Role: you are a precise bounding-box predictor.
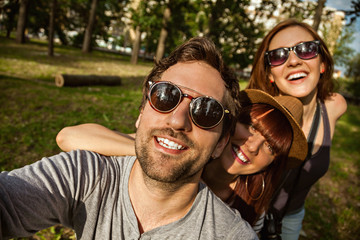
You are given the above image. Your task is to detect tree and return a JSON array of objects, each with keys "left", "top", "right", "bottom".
[
  {"left": 312, "top": 0, "right": 326, "bottom": 31},
  {"left": 1, "top": 0, "right": 19, "bottom": 38},
  {"left": 155, "top": 6, "right": 171, "bottom": 62},
  {"left": 130, "top": 25, "right": 141, "bottom": 64},
  {"left": 342, "top": 0, "right": 360, "bottom": 25},
  {"left": 346, "top": 53, "right": 360, "bottom": 81},
  {"left": 276, "top": 0, "right": 317, "bottom": 22},
  {"left": 206, "top": 0, "right": 275, "bottom": 68},
  {"left": 332, "top": 24, "right": 355, "bottom": 67},
  {"left": 345, "top": 53, "right": 360, "bottom": 97},
  {"left": 48, "top": 0, "right": 57, "bottom": 56},
  {"left": 15, "top": 0, "right": 29, "bottom": 43},
  {"left": 82, "top": 0, "right": 98, "bottom": 53}
]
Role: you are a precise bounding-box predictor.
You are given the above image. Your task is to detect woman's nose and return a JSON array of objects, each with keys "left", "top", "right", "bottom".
[
  {"left": 287, "top": 50, "right": 302, "bottom": 67},
  {"left": 246, "top": 133, "right": 265, "bottom": 154}
]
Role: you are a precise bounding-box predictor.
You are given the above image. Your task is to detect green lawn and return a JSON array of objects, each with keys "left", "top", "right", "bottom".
[{"left": 1, "top": 37, "right": 359, "bottom": 239}]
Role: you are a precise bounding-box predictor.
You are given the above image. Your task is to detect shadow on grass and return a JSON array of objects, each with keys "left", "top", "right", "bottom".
[
  {"left": 300, "top": 184, "right": 340, "bottom": 240},
  {"left": 0, "top": 36, "right": 152, "bottom": 71}
]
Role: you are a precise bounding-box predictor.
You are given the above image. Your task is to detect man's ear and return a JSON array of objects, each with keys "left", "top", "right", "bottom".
[
  {"left": 135, "top": 110, "right": 143, "bottom": 129},
  {"left": 212, "top": 133, "right": 230, "bottom": 159}
]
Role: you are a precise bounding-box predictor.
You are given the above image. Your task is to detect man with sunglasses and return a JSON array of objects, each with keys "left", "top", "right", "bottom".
[{"left": 0, "top": 37, "right": 257, "bottom": 239}]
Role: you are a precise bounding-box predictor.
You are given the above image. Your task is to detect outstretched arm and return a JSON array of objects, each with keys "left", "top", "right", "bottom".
[{"left": 56, "top": 123, "right": 136, "bottom": 156}]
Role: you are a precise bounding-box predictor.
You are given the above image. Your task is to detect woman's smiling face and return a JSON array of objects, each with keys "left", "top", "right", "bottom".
[
  {"left": 219, "top": 122, "right": 276, "bottom": 176},
  {"left": 268, "top": 26, "right": 325, "bottom": 98}
]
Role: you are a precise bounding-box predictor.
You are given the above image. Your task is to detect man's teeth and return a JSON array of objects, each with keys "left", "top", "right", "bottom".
[
  {"left": 233, "top": 146, "right": 249, "bottom": 163},
  {"left": 157, "top": 137, "right": 185, "bottom": 150},
  {"left": 287, "top": 72, "right": 307, "bottom": 80}
]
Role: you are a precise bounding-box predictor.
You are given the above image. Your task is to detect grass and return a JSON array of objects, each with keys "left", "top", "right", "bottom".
[
  {"left": 1, "top": 36, "right": 359, "bottom": 239},
  {"left": 300, "top": 104, "right": 360, "bottom": 240}
]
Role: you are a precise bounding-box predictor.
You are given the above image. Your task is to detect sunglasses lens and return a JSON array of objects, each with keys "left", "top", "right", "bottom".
[
  {"left": 268, "top": 49, "right": 288, "bottom": 66},
  {"left": 190, "top": 97, "right": 224, "bottom": 128},
  {"left": 295, "top": 41, "right": 319, "bottom": 59},
  {"left": 149, "top": 82, "right": 181, "bottom": 112}
]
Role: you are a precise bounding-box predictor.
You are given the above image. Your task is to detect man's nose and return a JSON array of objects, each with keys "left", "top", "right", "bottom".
[{"left": 167, "top": 99, "right": 193, "bottom": 132}]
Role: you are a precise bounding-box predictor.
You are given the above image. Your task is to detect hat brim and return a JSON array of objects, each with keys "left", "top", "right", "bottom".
[{"left": 239, "top": 89, "right": 308, "bottom": 169}]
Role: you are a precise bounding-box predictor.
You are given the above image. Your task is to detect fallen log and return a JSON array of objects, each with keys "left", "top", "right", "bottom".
[{"left": 55, "top": 74, "right": 122, "bottom": 87}]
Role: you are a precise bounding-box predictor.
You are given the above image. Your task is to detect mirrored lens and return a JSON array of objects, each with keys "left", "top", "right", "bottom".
[
  {"left": 149, "top": 82, "right": 181, "bottom": 112},
  {"left": 295, "top": 42, "right": 318, "bottom": 59},
  {"left": 190, "top": 97, "right": 224, "bottom": 128},
  {"left": 268, "top": 48, "right": 288, "bottom": 66}
]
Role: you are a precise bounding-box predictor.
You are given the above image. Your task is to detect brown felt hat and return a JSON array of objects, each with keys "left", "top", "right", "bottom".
[{"left": 239, "top": 89, "right": 308, "bottom": 169}]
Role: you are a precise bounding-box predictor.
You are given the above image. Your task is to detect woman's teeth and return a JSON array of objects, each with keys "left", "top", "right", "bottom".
[
  {"left": 233, "top": 146, "right": 250, "bottom": 163},
  {"left": 157, "top": 137, "right": 185, "bottom": 150},
  {"left": 287, "top": 72, "right": 307, "bottom": 80}
]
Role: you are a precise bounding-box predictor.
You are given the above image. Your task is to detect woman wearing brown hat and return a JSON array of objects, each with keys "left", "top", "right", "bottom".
[{"left": 56, "top": 89, "right": 308, "bottom": 233}]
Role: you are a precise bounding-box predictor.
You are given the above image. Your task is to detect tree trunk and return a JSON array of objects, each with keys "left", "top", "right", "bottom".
[
  {"left": 55, "top": 74, "right": 122, "bottom": 87},
  {"left": 130, "top": 26, "right": 141, "bottom": 65},
  {"left": 48, "top": 0, "right": 57, "bottom": 56},
  {"left": 15, "top": 0, "right": 29, "bottom": 44},
  {"left": 6, "top": 5, "right": 17, "bottom": 38},
  {"left": 82, "top": 0, "right": 98, "bottom": 53},
  {"left": 155, "top": 7, "right": 171, "bottom": 62},
  {"left": 312, "top": 0, "right": 326, "bottom": 31}
]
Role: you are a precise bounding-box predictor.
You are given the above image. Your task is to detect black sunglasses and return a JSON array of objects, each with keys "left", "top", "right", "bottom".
[
  {"left": 266, "top": 40, "right": 320, "bottom": 66},
  {"left": 147, "top": 81, "right": 229, "bottom": 129}
]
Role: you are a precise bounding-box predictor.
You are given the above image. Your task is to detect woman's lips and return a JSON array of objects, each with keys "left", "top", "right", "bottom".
[
  {"left": 232, "top": 145, "right": 250, "bottom": 165},
  {"left": 287, "top": 71, "right": 308, "bottom": 80}
]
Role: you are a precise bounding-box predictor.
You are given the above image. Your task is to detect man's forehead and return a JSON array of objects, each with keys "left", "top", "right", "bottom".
[{"left": 160, "top": 61, "right": 226, "bottom": 100}]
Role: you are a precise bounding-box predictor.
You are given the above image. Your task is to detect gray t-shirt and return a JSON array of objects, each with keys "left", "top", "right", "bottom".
[{"left": 0, "top": 150, "right": 257, "bottom": 239}]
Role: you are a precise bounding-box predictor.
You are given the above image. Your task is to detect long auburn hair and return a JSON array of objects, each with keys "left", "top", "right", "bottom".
[
  {"left": 228, "top": 104, "right": 292, "bottom": 226},
  {"left": 247, "top": 19, "right": 334, "bottom": 102}
]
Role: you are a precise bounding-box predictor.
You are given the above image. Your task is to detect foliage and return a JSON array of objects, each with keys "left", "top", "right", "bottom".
[
  {"left": 129, "top": 0, "right": 163, "bottom": 54},
  {"left": 345, "top": 53, "right": 360, "bottom": 97},
  {"left": 129, "top": 0, "right": 197, "bottom": 57},
  {"left": 206, "top": 0, "right": 268, "bottom": 69},
  {"left": 0, "top": 0, "right": 130, "bottom": 47},
  {"left": 346, "top": 53, "right": 360, "bottom": 80},
  {"left": 279, "top": 0, "right": 317, "bottom": 21},
  {"left": 0, "top": 0, "right": 19, "bottom": 37},
  {"left": 342, "top": 0, "right": 360, "bottom": 25},
  {"left": 332, "top": 24, "right": 356, "bottom": 67},
  {"left": 1, "top": 0, "right": 358, "bottom": 69}
]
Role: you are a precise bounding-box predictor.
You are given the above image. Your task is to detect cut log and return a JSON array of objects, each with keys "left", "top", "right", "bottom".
[{"left": 55, "top": 74, "right": 122, "bottom": 87}]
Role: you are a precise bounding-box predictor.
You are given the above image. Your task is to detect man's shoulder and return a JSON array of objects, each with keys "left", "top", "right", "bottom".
[
  {"left": 48, "top": 150, "right": 136, "bottom": 177},
  {"left": 56, "top": 150, "right": 136, "bottom": 165},
  {"left": 196, "top": 184, "right": 258, "bottom": 239}
]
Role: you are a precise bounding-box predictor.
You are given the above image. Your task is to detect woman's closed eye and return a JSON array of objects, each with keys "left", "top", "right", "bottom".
[
  {"left": 249, "top": 124, "right": 274, "bottom": 155},
  {"left": 248, "top": 124, "right": 256, "bottom": 134},
  {"left": 264, "top": 141, "right": 274, "bottom": 155}
]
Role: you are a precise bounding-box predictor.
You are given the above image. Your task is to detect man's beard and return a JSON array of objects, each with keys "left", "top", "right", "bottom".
[{"left": 135, "top": 128, "right": 208, "bottom": 184}]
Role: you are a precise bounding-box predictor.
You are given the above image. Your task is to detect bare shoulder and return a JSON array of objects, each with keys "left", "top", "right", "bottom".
[{"left": 325, "top": 93, "right": 347, "bottom": 121}]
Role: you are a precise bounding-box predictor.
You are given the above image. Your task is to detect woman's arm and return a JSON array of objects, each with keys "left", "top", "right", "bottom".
[
  {"left": 56, "top": 123, "right": 136, "bottom": 156},
  {"left": 326, "top": 93, "right": 347, "bottom": 138}
]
